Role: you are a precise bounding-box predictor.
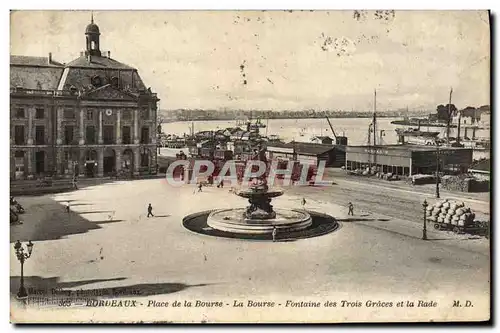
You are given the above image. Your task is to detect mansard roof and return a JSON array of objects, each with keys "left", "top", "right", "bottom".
[
  {"left": 10, "top": 55, "right": 64, "bottom": 90},
  {"left": 65, "top": 55, "right": 135, "bottom": 70}
]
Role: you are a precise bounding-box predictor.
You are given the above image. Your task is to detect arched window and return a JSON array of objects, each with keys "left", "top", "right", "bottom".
[
  {"left": 91, "top": 75, "right": 102, "bottom": 87},
  {"left": 91, "top": 41, "right": 96, "bottom": 50},
  {"left": 111, "top": 77, "right": 119, "bottom": 88}
]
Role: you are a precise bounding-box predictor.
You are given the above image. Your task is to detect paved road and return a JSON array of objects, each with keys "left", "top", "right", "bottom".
[
  {"left": 10, "top": 179, "right": 490, "bottom": 323},
  {"left": 295, "top": 169, "right": 490, "bottom": 222},
  {"left": 286, "top": 171, "right": 490, "bottom": 256}
]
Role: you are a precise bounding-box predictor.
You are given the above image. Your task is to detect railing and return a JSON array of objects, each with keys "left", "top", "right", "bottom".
[
  {"left": 10, "top": 88, "right": 75, "bottom": 96},
  {"left": 11, "top": 87, "right": 158, "bottom": 98},
  {"left": 10, "top": 88, "right": 54, "bottom": 96}
]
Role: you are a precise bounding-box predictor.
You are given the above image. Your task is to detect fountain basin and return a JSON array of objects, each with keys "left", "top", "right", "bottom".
[
  {"left": 207, "top": 208, "right": 312, "bottom": 234},
  {"left": 237, "top": 189, "right": 284, "bottom": 199}
]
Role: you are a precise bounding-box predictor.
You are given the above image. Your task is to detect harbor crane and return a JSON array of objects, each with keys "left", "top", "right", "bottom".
[{"left": 324, "top": 112, "right": 338, "bottom": 141}]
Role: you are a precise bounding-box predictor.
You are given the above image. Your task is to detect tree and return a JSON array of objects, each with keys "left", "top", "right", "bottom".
[
  {"left": 436, "top": 104, "right": 457, "bottom": 122},
  {"left": 461, "top": 106, "right": 477, "bottom": 118}
]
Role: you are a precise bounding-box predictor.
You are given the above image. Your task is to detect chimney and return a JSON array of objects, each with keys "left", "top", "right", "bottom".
[
  {"left": 80, "top": 51, "right": 84, "bottom": 57},
  {"left": 107, "top": 51, "right": 111, "bottom": 58},
  {"left": 48, "top": 52, "right": 52, "bottom": 64}
]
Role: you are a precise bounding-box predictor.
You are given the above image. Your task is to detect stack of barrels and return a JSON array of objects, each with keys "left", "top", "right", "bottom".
[{"left": 426, "top": 199, "right": 476, "bottom": 228}]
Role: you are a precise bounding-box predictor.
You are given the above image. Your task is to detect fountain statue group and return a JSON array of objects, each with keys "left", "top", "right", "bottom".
[
  {"left": 242, "top": 145, "right": 277, "bottom": 220},
  {"left": 205, "top": 145, "right": 313, "bottom": 235}
]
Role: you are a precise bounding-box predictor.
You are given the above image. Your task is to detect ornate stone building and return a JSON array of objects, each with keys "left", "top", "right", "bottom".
[{"left": 10, "top": 16, "right": 159, "bottom": 179}]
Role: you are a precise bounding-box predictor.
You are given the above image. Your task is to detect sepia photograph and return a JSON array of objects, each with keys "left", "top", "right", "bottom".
[{"left": 8, "top": 9, "right": 491, "bottom": 323}]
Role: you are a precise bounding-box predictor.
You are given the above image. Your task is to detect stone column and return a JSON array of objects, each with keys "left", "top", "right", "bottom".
[
  {"left": 79, "top": 108, "right": 85, "bottom": 145},
  {"left": 56, "top": 148, "right": 63, "bottom": 175},
  {"left": 79, "top": 149, "right": 86, "bottom": 177},
  {"left": 115, "top": 149, "right": 122, "bottom": 172},
  {"left": 98, "top": 110, "right": 103, "bottom": 144},
  {"left": 26, "top": 149, "right": 33, "bottom": 175},
  {"left": 97, "top": 148, "right": 104, "bottom": 177},
  {"left": 133, "top": 148, "right": 140, "bottom": 175},
  {"left": 56, "top": 107, "right": 63, "bottom": 145},
  {"left": 10, "top": 150, "right": 15, "bottom": 180},
  {"left": 27, "top": 107, "right": 34, "bottom": 145},
  {"left": 116, "top": 109, "right": 122, "bottom": 144},
  {"left": 151, "top": 125, "right": 157, "bottom": 145},
  {"left": 133, "top": 109, "right": 139, "bottom": 144},
  {"left": 151, "top": 150, "right": 157, "bottom": 174}
]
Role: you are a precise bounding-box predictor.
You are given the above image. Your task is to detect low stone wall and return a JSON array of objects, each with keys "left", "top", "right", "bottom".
[{"left": 10, "top": 179, "right": 74, "bottom": 196}]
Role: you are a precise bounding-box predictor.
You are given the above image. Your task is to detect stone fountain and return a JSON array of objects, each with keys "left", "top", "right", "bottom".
[{"left": 206, "top": 147, "right": 312, "bottom": 235}]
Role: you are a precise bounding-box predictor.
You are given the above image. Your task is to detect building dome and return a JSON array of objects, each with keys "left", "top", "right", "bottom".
[{"left": 85, "top": 22, "right": 100, "bottom": 35}]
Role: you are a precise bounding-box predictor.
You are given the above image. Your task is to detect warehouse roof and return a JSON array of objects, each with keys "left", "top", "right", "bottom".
[
  {"left": 267, "top": 142, "right": 336, "bottom": 156},
  {"left": 347, "top": 144, "right": 473, "bottom": 152}
]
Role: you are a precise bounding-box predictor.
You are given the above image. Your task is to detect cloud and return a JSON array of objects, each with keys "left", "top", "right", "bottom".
[{"left": 10, "top": 10, "right": 490, "bottom": 111}]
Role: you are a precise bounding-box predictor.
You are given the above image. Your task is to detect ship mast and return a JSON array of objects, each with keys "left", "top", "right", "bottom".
[
  {"left": 373, "top": 89, "right": 377, "bottom": 167},
  {"left": 446, "top": 87, "right": 453, "bottom": 145},
  {"left": 373, "top": 89, "right": 377, "bottom": 147},
  {"left": 266, "top": 111, "right": 269, "bottom": 137}
]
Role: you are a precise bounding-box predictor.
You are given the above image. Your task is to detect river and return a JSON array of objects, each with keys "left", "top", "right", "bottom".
[{"left": 162, "top": 117, "right": 490, "bottom": 148}]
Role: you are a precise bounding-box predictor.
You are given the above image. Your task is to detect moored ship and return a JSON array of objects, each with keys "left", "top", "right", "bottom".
[
  {"left": 391, "top": 118, "right": 457, "bottom": 128},
  {"left": 395, "top": 128, "right": 440, "bottom": 146}
]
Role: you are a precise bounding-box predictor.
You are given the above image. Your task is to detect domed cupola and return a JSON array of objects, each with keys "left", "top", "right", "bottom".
[{"left": 85, "top": 13, "right": 101, "bottom": 57}]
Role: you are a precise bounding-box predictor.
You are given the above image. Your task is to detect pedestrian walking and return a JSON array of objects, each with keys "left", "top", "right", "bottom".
[
  {"left": 147, "top": 203, "right": 154, "bottom": 217},
  {"left": 198, "top": 183, "right": 203, "bottom": 192},
  {"left": 66, "top": 201, "right": 70, "bottom": 214},
  {"left": 220, "top": 179, "right": 224, "bottom": 188},
  {"left": 272, "top": 226, "right": 277, "bottom": 242},
  {"left": 301, "top": 197, "right": 306, "bottom": 207},
  {"left": 348, "top": 202, "right": 354, "bottom": 216}
]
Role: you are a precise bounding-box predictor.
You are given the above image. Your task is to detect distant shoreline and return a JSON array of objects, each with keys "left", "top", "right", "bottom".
[
  {"left": 158, "top": 109, "right": 426, "bottom": 123},
  {"left": 160, "top": 115, "right": 403, "bottom": 123}
]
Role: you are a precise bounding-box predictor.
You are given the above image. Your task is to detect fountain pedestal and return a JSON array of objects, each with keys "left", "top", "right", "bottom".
[
  {"left": 241, "top": 183, "right": 280, "bottom": 220},
  {"left": 206, "top": 181, "right": 312, "bottom": 235}
]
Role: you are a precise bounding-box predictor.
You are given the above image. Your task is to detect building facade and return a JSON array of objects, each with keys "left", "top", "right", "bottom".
[
  {"left": 479, "top": 111, "right": 490, "bottom": 129},
  {"left": 266, "top": 142, "right": 345, "bottom": 167},
  {"left": 345, "top": 145, "right": 473, "bottom": 176},
  {"left": 10, "top": 17, "right": 159, "bottom": 180}
]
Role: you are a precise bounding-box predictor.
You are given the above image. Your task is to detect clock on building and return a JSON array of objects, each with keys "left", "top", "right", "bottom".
[{"left": 105, "top": 109, "right": 113, "bottom": 116}]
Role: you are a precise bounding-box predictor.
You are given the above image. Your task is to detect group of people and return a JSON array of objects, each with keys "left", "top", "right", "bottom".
[
  {"left": 195, "top": 179, "right": 225, "bottom": 193},
  {"left": 10, "top": 197, "right": 25, "bottom": 224}
]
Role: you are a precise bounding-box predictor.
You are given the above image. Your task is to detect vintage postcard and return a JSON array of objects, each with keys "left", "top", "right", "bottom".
[{"left": 9, "top": 10, "right": 490, "bottom": 323}]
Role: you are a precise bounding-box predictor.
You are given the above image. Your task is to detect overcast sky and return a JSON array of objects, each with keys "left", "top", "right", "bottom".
[{"left": 10, "top": 10, "right": 490, "bottom": 111}]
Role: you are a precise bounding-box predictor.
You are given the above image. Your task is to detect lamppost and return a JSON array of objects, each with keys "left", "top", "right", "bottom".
[
  {"left": 157, "top": 121, "right": 162, "bottom": 156},
  {"left": 435, "top": 145, "right": 440, "bottom": 199},
  {"left": 14, "top": 240, "right": 34, "bottom": 299},
  {"left": 422, "top": 199, "right": 428, "bottom": 240}
]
